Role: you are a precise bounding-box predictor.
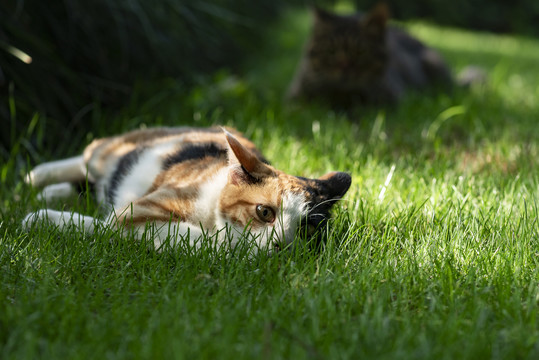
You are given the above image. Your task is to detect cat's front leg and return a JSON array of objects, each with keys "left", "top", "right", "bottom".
[
  {"left": 131, "top": 221, "right": 206, "bottom": 249},
  {"left": 112, "top": 186, "right": 209, "bottom": 248},
  {"left": 22, "top": 209, "right": 97, "bottom": 234}
]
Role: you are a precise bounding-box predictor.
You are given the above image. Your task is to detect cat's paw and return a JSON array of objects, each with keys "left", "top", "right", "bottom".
[
  {"left": 37, "top": 183, "right": 77, "bottom": 202},
  {"left": 24, "top": 171, "right": 35, "bottom": 186},
  {"left": 25, "top": 163, "right": 56, "bottom": 188},
  {"left": 22, "top": 209, "right": 55, "bottom": 230},
  {"left": 24, "top": 164, "right": 49, "bottom": 187},
  {"left": 25, "top": 156, "right": 86, "bottom": 188}
]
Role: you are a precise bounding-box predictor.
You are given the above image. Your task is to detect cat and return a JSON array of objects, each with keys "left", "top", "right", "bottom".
[
  {"left": 22, "top": 126, "right": 351, "bottom": 252},
  {"left": 287, "top": 4, "right": 457, "bottom": 107}
]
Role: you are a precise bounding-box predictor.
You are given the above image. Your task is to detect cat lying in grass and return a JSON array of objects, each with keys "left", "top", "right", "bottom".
[
  {"left": 23, "top": 127, "right": 351, "bottom": 252},
  {"left": 288, "top": 4, "right": 482, "bottom": 107}
]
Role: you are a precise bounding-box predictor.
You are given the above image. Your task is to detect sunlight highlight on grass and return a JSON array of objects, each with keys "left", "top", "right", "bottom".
[{"left": 0, "top": 40, "right": 32, "bottom": 64}]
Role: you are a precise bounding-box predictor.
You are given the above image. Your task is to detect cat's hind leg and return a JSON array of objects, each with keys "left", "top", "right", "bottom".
[
  {"left": 22, "top": 209, "right": 97, "bottom": 234},
  {"left": 26, "top": 156, "right": 87, "bottom": 188},
  {"left": 37, "top": 182, "right": 78, "bottom": 202}
]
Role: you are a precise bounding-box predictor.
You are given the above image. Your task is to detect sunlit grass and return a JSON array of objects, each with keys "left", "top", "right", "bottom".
[{"left": 2, "top": 8, "right": 539, "bottom": 359}]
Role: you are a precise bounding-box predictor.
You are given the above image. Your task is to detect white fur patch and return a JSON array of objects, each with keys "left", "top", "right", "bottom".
[
  {"left": 38, "top": 182, "right": 77, "bottom": 202},
  {"left": 194, "top": 167, "right": 229, "bottom": 229},
  {"left": 112, "top": 141, "right": 177, "bottom": 209},
  {"left": 271, "top": 192, "right": 308, "bottom": 246},
  {"left": 141, "top": 222, "right": 206, "bottom": 249},
  {"left": 22, "top": 209, "right": 97, "bottom": 233}
]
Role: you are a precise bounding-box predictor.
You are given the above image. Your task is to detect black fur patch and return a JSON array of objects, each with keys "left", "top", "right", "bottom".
[
  {"left": 106, "top": 147, "right": 144, "bottom": 204},
  {"left": 296, "top": 172, "right": 351, "bottom": 226},
  {"left": 163, "top": 143, "right": 227, "bottom": 170}
]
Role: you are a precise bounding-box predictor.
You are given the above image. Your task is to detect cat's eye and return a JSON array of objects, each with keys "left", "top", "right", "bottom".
[{"left": 256, "top": 205, "right": 275, "bottom": 223}]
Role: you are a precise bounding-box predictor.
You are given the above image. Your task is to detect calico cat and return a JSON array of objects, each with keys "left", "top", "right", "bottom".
[
  {"left": 287, "top": 4, "right": 455, "bottom": 107},
  {"left": 23, "top": 126, "right": 351, "bottom": 252}
]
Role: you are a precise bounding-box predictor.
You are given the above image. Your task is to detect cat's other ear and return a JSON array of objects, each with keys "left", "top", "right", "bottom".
[
  {"left": 318, "top": 171, "right": 352, "bottom": 200},
  {"left": 311, "top": 6, "right": 334, "bottom": 25},
  {"left": 224, "top": 130, "right": 274, "bottom": 184},
  {"left": 362, "top": 3, "right": 389, "bottom": 38}
]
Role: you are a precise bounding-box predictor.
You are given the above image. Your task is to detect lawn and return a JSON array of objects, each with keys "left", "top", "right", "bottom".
[{"left": 2, "top": 8, "right": 539, "bottom": 359}]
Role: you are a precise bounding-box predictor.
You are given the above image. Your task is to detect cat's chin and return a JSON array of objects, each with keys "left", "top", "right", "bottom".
[{"left": 210, "top": 220, "right": 293, "bottom": 255}]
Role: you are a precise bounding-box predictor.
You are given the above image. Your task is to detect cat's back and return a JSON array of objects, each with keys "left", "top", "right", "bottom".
[
  {"left": 385, "top": 25, "right": 452, "bottom": 91},
  {"left": 84, "top": 127, "right": 222, "bottom": 178},
  {"left": 82, "top": 127, "right": 265, "bottom": 209}
]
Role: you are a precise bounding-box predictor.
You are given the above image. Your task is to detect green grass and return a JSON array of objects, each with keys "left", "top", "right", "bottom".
[{"left": 2, "top": 8, "right": 539, "bottom": 359}]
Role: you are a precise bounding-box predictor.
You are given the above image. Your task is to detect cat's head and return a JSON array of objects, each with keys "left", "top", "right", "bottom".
[
  {"left": 218, "top": 131, "right": 351, "bottom": 251},
  {"left": 306, "top": 4, "right": 389, "bottom": 86}
]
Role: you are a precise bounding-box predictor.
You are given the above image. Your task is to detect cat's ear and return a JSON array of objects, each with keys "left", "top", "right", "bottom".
[
  {"left": 311, "top": 6, "right": 335, "bottom": 27},
  {"left": 224, "top": 130, "right": 274, "bottom": 184},
  {"left": 362, "top": 3, "right": 389, "bottom": 38},
  {"left": 312, "top": 6, "right": 331, "bottom": 21},
  {"left": 318, "top": 171, "right": 352, "bottom": 200}
]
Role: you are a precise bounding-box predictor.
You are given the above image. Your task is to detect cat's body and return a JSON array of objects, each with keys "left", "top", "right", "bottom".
[
  {"left": 23, "top": 127, "right": 351, "bottom": 251},
  {"left": 287, "top": 4, "right": 454, "bottom": 107}
]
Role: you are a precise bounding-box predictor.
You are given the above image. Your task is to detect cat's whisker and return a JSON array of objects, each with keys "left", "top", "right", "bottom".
[{"left": 308, "top": 197, "right": 348, "bottom": 212}]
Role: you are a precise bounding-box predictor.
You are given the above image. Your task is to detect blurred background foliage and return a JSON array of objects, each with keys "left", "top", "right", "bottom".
[
  {"left": 1, "top": 0, "right": 538, "bottom": 154},
  {"left": 0, "top": 0, "right": 299, "bottom": 152},
  {"left": 354, "top": 0, "right": 539, "bottom": 35}
]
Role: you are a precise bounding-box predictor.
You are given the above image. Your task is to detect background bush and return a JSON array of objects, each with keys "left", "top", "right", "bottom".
[
  {"left": 0, "top": 0, "right": 297, "bottom": 153},
  {"left": 354, "top": 0, "right": 539, "bottom": 35}
]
